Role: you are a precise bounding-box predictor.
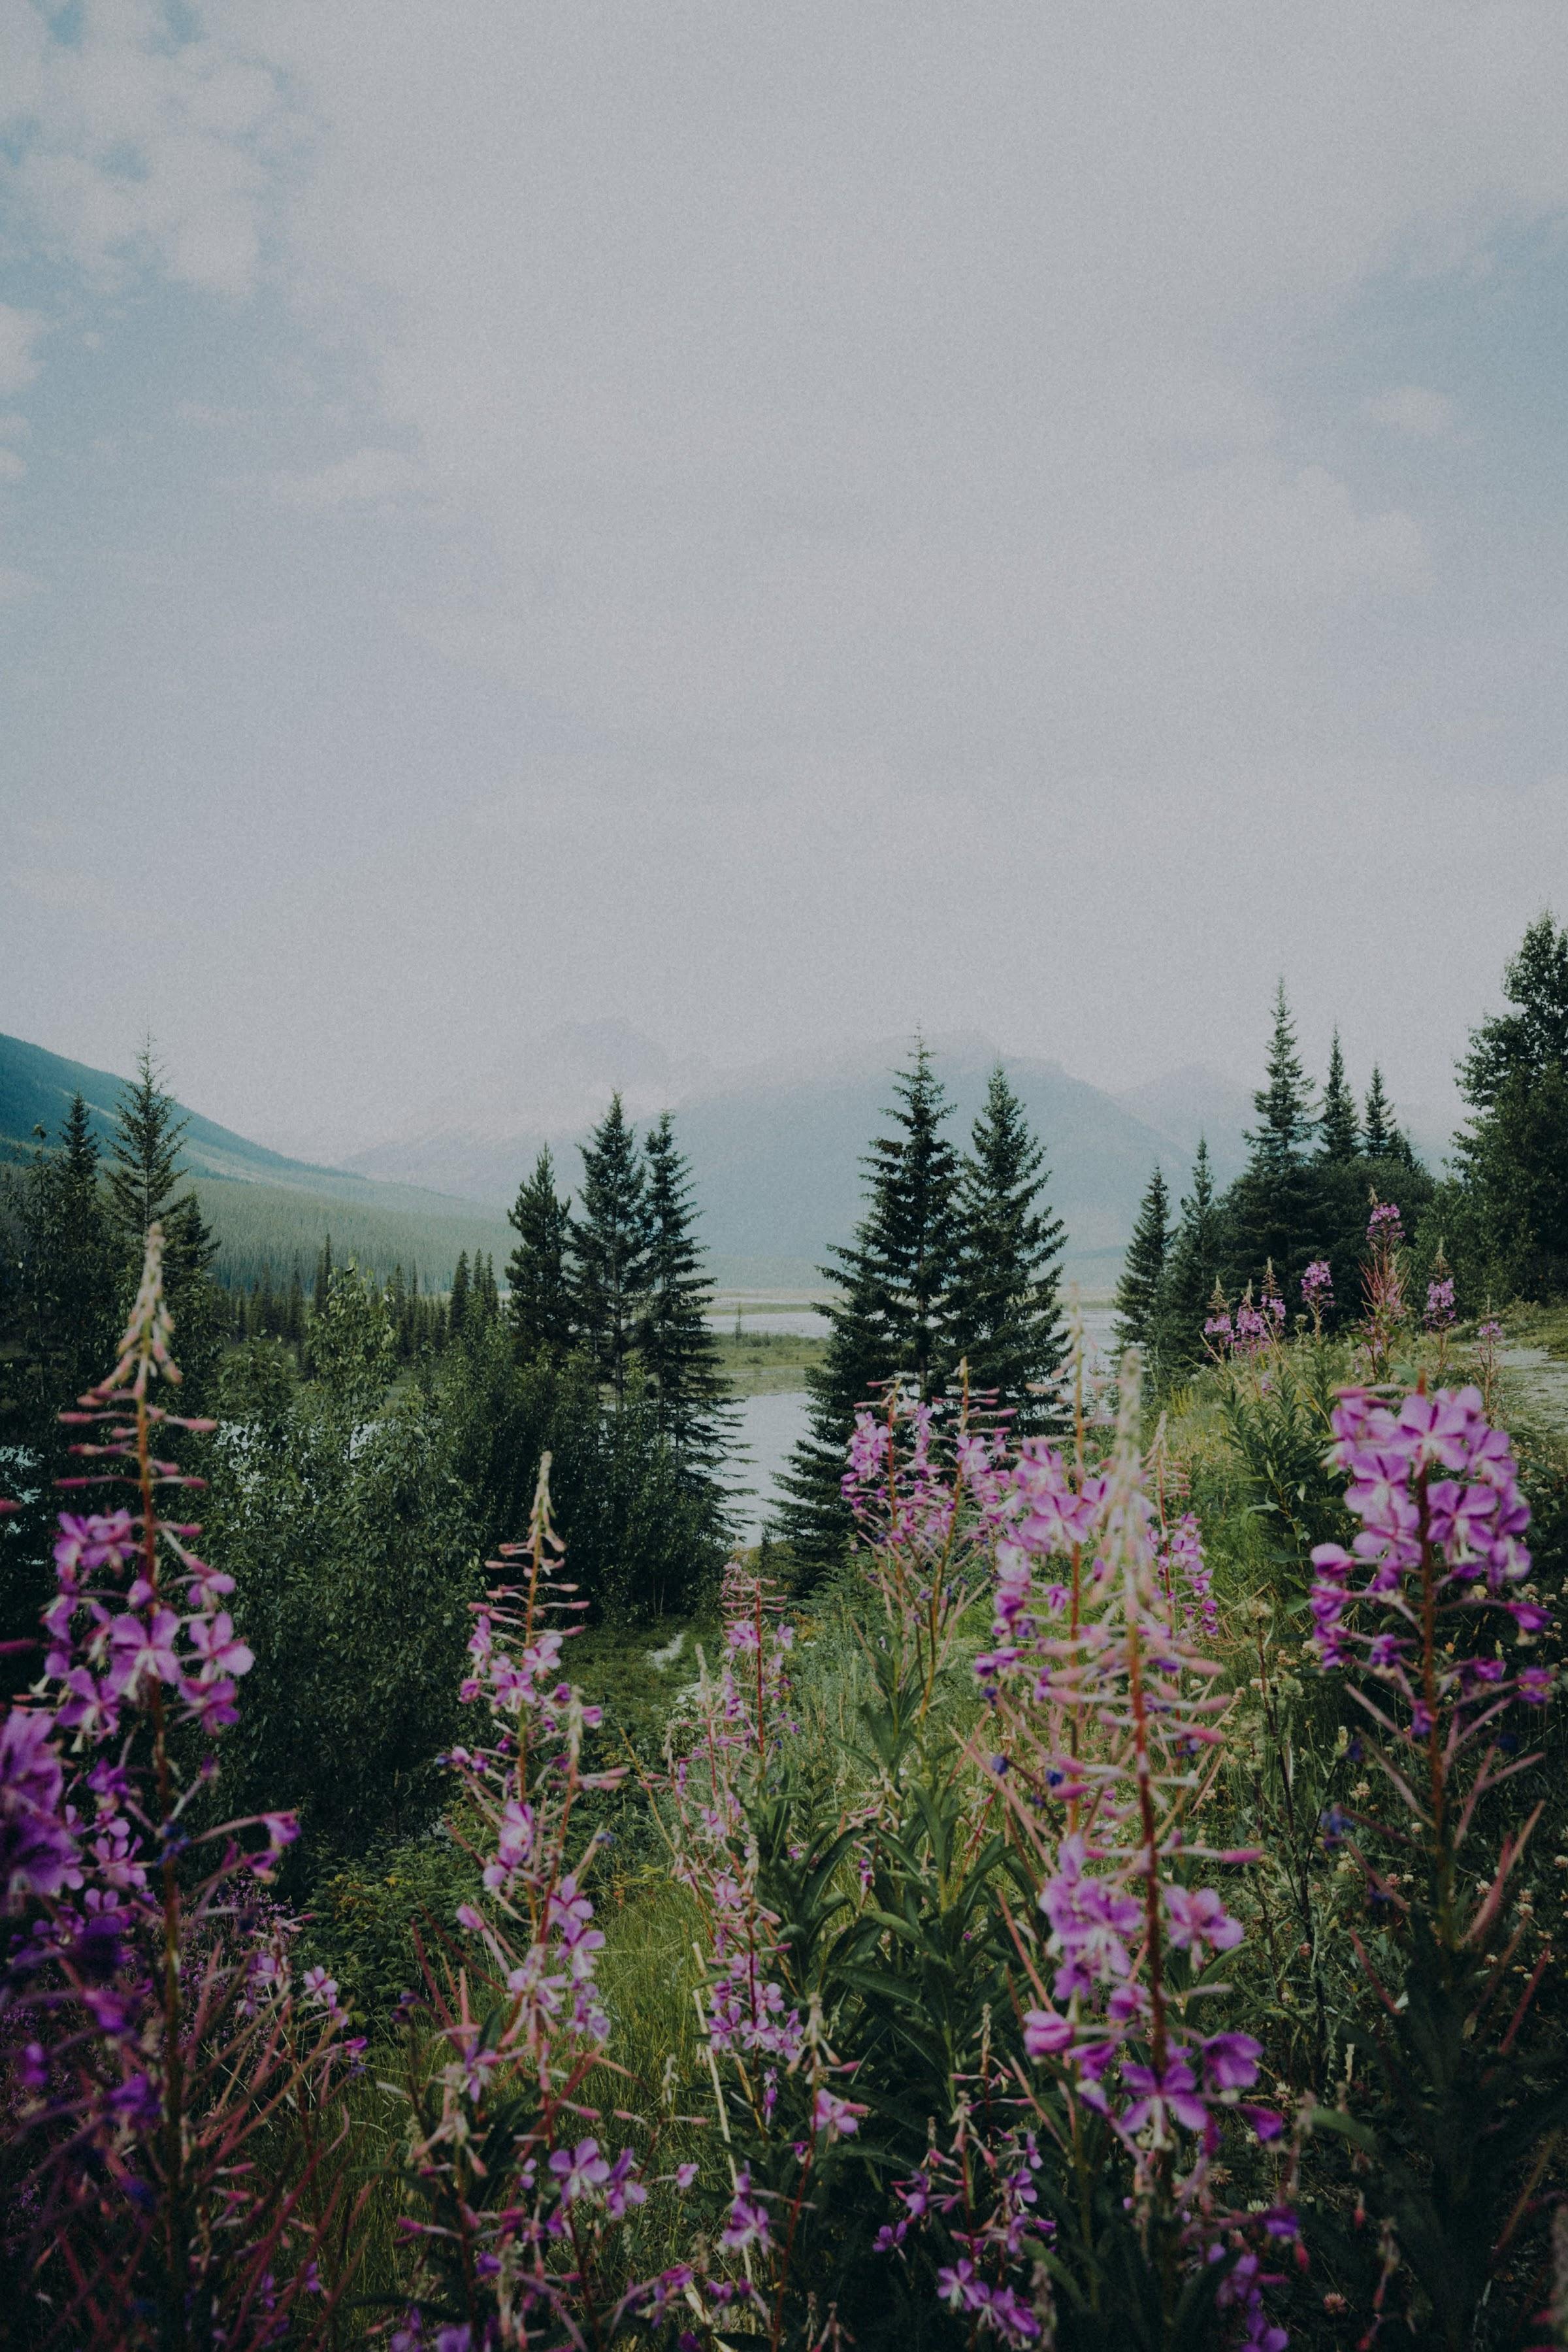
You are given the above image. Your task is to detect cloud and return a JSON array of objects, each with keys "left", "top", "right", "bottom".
[
  {"left": 0, "top": 6, "right": 295, "bottom": 297},
  {"left": 270, "top": 447, "right": 425, "bottom": 510},
  {"left": 0, "top": 306, "right": 46, "bottom": 394},
  {"left": 0, "top": 564, "right": 41, "bottom": 604},
  {"left": 1365, "top": 385, "right": 1457, "bottom": 437},
  {"left": 0, "top": 447, "right": 26, "bottom": 482}
]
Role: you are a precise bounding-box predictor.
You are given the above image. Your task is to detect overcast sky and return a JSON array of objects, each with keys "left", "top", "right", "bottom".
[{"left": 2, "top": 1, "right": 1566, "bottom": 1152}]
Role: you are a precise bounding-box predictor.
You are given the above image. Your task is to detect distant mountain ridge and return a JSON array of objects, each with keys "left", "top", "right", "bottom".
[
  {"left": 4, "top": 1025, "right": 1454, "bottom": 1297},
  {"left": 336, "top": 1026, "right": 1261, "bottom": 1269},
  {"left": 0, "top": 1032, "right": 515, "bottom": 1290}
]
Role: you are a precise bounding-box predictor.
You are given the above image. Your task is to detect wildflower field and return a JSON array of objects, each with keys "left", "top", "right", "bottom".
[{"left": 5, "top": 1193, "right": 1568, "bottom": 2352}]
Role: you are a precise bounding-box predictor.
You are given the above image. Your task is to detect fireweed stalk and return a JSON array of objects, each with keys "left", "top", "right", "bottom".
[
  {"left": 389, "top": 1461, "right": 687, "bottom": 2352},
  {"left": 1307, "top": 1380, "right": 1549, "bottom": 1939},
  {"left": 1, "top": 1224, "right": 366, "bottom": 2351},
  {"left": 659, "top": 1559, "right": 868, "bottom": 2352},
  {"left": 1303, "top": 1377, "right": 1568, "bottom": 2345},
  {"left": 849, "top": 1359, "right": 1294, "bottom": 2349}
]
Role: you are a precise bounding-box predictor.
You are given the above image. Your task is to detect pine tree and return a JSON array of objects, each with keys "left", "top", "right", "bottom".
[
  {"left": 570, "top": 1093, "right": 653, "bottom": 1405},
  {"left": 104, "top": 1051, "right": 219, "bottom": 1392},
  {"left": 1114, "top": 1166, "right": 1171, "bottom": 1359},
  {"left": 449, "top": 1250, "right": 471, "bottom": 1337},
  {"left": 1452, "top": 911, "right": 1568, "bottom": 1296},
  {"left": 1151, "top": 1141, "right": 1222, "bottom": 1376},
  {"left": 506, "top": 1148, "right": 578, "bottom": 1362},
  {"left": 638, "top": 1111, "right": 736, "bottom": 1484},
  {"left": 949, "top": 1066, "right": 1066, "bottom": 1422},
  {"left": 314, "top": 1237, "right": 335, "bottom": 1305},
  {"left": 105, "top": 1047, "right": 186, "bottom": 1249},
  {"left": 1362, "top": 1066, "right": 1395, "bottom": 1158},
  {"left": 1319, "top": 1030, "right": 1359, "bottom": 1164},
  {"left": 1230, "top": 983, "right": 1321, "bottom": 1288},
  {"left": 778, "top": 1044, "right": 962, "bottom": 1573},
  {"left": 472, "top": 1254, "right": 500, "bottom": 1328}
]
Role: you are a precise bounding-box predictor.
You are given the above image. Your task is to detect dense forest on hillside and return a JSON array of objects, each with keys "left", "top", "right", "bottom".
[{"left": 3, "top": 915, "right": 1568, "bottom": 2348}]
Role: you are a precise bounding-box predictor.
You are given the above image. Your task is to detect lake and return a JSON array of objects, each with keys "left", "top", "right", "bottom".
[{"left": 721, "top": 1303, "right": 1120, "bottom": 1541}]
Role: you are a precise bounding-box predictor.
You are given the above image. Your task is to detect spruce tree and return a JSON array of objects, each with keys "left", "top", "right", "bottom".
[
  {"left": 1114, "top": 1166, "right": 1171, "bottom": 1359},
  {"left": 950, "top": 1065, "right": 1066, "bottom": 1422},
  {"left": 1319, "top": 1030, "right": 1359, "bottom": 1164},
  {"left": 105, "top": 1047, "right": 186, "bottom": 1249},
  {"left": 449, "top": 1251, "right": 471, "bottom": 1338},
  {"left": 1452, "top": 911, "right": 1568, "bottom": 1296},
  {"left": 1152, "top": 1139, "right": 1222, "bottom": 1375},
  {"left": 638, "top": 1111, "right": 736, "bottom": 1484},
  {"left": 570, "top": 1093, "right": 653, "bottom": 1404},
  {"left": 1362, "top": 1066, "right": 1395, "bottom": 1159},
  {"left": 472, "top": 1253, "right": 500, "bottom": 1327},
  {"left": 778, "top": 1044, "right": 962, "bottom": 1573},
  {"left": 1230, "top": 983, "right": 1321, "bottom": 1288},
  {"left": 506, "top": 1147, "right": 577, "bottom": 1362},
  {"left": 105, "top": 1051, "right": 220, "bottom": 1391}
]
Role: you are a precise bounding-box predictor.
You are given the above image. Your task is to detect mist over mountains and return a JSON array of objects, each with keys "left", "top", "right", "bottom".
[
  {"left": 3, "top": 1022, "right": 1458, "bottom": 1294},
  {"left": 334, "top": 1022, "right": 1271, "bottom": 1283}
]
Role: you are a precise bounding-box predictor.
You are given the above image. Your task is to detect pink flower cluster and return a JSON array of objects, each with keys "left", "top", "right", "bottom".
[
  {"left": 1309, "top": 1386, "right": 1549, "bottom": 1727},
  {"left": 1205, "top": 1290, "right": 1286, "bottom": 1362},
  {"left": 44, "top": 1507, "right": 253, "bottom": 1746}
]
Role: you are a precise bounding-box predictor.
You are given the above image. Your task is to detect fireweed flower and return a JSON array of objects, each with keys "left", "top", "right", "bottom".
[
  {"left": 1309, "top": 1382, "right": 1551, "bottom": 1878},
  {"left": 943, "top": 1359, "right": 1291, "bottom": 2322},
  {"left": 3, "top": 1225, "right": 357, "bottom": 2347}
]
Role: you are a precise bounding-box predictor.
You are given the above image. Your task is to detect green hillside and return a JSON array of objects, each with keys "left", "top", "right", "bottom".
[{"left": 2, "top": 1032, "right": 512, "bottom": 1292}]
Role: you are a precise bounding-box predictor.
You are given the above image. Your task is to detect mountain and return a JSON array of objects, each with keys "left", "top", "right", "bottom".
[
  {"left": 337, "top": 1028, "right": 1191, "bottom": 1280},
  {"left": 1110, "top": 1065, "right": 1254, "bottom": 1188},
  {"left": 0, "top": 1033, "right": 514, "bottom": 1289},
  {"left": 338, "top": 1019, "right": 712, "bottom": 1195}
]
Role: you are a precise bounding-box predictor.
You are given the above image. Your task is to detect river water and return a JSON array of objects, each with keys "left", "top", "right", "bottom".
[{"left": 716, "top": 1303, "right": 1120, "bottom": 1541}]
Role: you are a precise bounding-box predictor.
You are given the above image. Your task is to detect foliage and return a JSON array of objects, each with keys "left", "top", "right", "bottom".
[
  {"left": 506, "top": 1146, "right": 576, "bottom": 1364},
  {"left": 571, "top": 1092, "right": 653, "bottom": 1404},
  {"left": 1, "top": 1228, "right": 367, "bottom": 2348},
  {"left": 1115, "top": 1164, "right": 1171, "bottom": 1362},
  {"left": 638, "top": 1111, "right": 736, "bottom": 1486},
  {"left": 781, "top": 1044, "right": 1066, "bottom": 1575},
  {"left": 951, "top": 1064, "right": 1068, "bottom": 1427},
  {"left": 1451, "top": 911, "right": 1568, "bottom": 1300},
  {"left": 206, "top": 1277, "right": 479, "bottom": 1867}
]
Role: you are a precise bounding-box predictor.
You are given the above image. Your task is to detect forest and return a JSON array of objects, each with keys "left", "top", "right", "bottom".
[{"left": 2, "top": 909, "right": 1568, "bottom": 2349}]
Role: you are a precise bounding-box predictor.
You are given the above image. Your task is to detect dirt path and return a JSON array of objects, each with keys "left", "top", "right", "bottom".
[{"left": 1499, "top": 1343, "right": 1568, "bottom": 1433}]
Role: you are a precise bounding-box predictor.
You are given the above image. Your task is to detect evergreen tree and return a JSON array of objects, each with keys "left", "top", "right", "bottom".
[
  {"left": 105, "top": 1050, "right": 220, "bottom": 1392},
  {"left": 1152, "top": 1139, "right": 1222, "bottom": 1375},
  {"left": 472, "top": 1253, "right": 500, "bottom": 1327},
  {"left": 949, "top": 1066, "right": 1066, "bottom": 1422},
  {"left": 0, "top": 1098, "right": 120, "bottom": 1684},
  {"left": 449, "top": 1250, "right": 471, "bottom": 1337},
  {"left": 638, "top": 1111, "right": 736, "bottom": 1484},
  {"left": 1319, "top": 1030, "right": 1359, "bottom": 1164},
  {"left": 105, "top": 1047, "right": 186, "bottom": 1249},
  {"left": 778, "top": 1045, "right": 962, "bottom": 1573},
  {"left": 1451, "top": 911, "right": 1568, "bottom": 1297},
  {"left": 1114, "top": 1166, "right": 1171, "bottom": 1360},
  {"left": 506, "top": 1148, "right": 578, "bottom": 1362},
  {"left": 1228, "top": 983, "right": 1321, "bottom": 1288},
  {"left": 1362, "top": 1066, "right": 1395, "bottom": 1158},
  {"left": 314, "top": 1237, "right": 335, "bottom": 1305},
  {"left": 570, "top": 1093, "right": 653, "bottom": 1404}
]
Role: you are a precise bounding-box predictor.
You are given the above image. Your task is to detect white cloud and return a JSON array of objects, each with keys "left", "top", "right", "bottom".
[
  {"left": 0, "top": 306, "right": 46, "bottom": 394},
  {"left": 4, "top": 1, "right": 1568, "bottom": 1126},
  {"left": 0, "top": 4, "right": 295, "bottom": 297},
  {"left": 1365, "top": 385, "right": 1457, "bottom": 437},
  {"left": 0, "top": 564, "right": 41, "bottom": 604},
  {"left": 270, "top": 447, "right": 425, "bottom": 510},
  {"left": 0, "top": 447, "right": 27, "bottom": 482}
]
